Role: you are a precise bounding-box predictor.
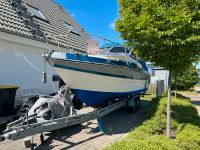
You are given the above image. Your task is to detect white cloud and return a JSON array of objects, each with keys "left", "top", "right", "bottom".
[{"left": 109, "top": 22, "right": 115, "bottom": 29}]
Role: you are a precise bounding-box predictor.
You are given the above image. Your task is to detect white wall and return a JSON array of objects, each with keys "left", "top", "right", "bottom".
[
  {"left": 151, "top": 70, "right": 169, "bottom": 91},
  {"left": 0, "top": 32, "right": 69, "bottom": 105}
]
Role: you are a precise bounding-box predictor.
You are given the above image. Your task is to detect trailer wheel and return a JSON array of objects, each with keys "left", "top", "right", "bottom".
[
  {"left": 72, "top": 96, "right": 83, "bottom": 110},
  {"left": 135, "top": 96, "right": 140, "bottom": 110},
  {"left": 128, "top": 104, "right": 135, "bottom": 113},
  {"left": 127, "top": 96, "right": 136, "bottom": 113}
]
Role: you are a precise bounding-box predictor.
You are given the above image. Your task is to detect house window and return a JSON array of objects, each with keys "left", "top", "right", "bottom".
[
  {"left": 64, "top": 22, "right": 79, "bottom": 35},
  {"left": 26, "top": 4, "right": 46, "bottom": 20}
]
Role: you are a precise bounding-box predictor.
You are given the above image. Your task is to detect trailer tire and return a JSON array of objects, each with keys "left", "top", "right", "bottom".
[
  {"left": 126, "top": 96, "right": 136, "bottom": 113},
  {"left": 135, "top": 97, "right": 140, "bottom": 110},
  {"left": 128, "top": 104, "right": 135, "bottom": 113}
]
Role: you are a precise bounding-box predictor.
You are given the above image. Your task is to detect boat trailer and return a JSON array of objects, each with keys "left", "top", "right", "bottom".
[{"left": 0, "top": 86, "right": 141, "bottom": 148}]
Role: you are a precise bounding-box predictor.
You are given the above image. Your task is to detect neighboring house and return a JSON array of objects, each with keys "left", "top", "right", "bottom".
[
  {"left": 147, "top": 65, "right": 169, "bottom": 91},
  {"left": 86, "top": 39, "right": 103, "bottom": 54},
  {"left": 0, "top": 0, "right": 89, "bottom": 101}
]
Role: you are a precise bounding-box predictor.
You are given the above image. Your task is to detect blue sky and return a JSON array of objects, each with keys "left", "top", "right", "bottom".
[
  {"left": 54, "top": 0, "right": 122, "bottom": 43},
  {"left": 54, "top": 0, "right": 199, "bottom": 68}
]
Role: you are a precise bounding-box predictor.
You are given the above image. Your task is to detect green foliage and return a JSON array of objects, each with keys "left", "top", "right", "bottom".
[
  {"left": 116, "top": 0, "right": 200, "bottom": 73},
  {"left": 172, "top": 66, "right": 200, "bottom": 90},
  {"left": 105, "top": 96, "right": 200, "bottom": 150}
]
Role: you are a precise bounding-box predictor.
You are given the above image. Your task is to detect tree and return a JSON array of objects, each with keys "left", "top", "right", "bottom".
[
  {"left": 115, "top": 0, "right": 200, "bottom": 137},
  {"left": 172, "top": 65, "right": 200, "bottom": 90}
]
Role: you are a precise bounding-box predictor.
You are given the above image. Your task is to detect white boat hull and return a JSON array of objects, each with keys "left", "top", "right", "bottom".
[
  {"left": 45, "top": 52, "right": 150, "bottom": 105},
  {"left": 54, "top": 67, "right": 148, "bottom": 105}
]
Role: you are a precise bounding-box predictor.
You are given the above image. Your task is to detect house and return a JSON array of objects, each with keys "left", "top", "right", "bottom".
[
  {"left": 147, "top": 65, "right": 169, "bottom": 91},
  {"left": 0, "top": 0, "right": 89, "bottom": 103}
]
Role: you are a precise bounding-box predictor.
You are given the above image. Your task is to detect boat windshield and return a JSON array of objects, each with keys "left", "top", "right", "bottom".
[
  {"left": 85, "top": 36, "right": 131, "bottom": 55},
  {"left": 108, "top": 46, "right": 131, "bottom": 54}
]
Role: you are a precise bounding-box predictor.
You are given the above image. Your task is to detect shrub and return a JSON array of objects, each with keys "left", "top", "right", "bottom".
[
  {"left": 105, "top": 96, "right": 200, "bottom": 150},
  {"left": 172, "top": 66, "right": 200, "bottom": 90}
]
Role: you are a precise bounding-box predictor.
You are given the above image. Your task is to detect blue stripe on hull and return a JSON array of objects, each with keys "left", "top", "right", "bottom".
[
  {"left": 54, "top": 64, "right": 133, "bottom": 79},
  {"left": 71, "top": 89, "right": 146, "bottom": 105}
]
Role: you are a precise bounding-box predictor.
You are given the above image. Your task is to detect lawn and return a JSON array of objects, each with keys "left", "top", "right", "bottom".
[
  {"left": 105, "top": 95, "right": 200, "bottom": 150},
  {"left": 195, "top": 84, "right": 200, "bottom": 87},
  {"left": 176, "top": 90, "right": 199, "bottom": 96}
]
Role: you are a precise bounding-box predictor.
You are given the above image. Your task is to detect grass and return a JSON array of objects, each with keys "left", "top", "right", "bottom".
[
  {"left": 146, "top": 83, "right": 156, "bottom": 95},
  {"left": 142, "top": 93, "right": 156, "bottom": 101},
  {"left": 195, "top": 84, "right": 200, "bottom": 87},
  {"left": 105, "top": 95, "right": 200, "bottom": 150}
]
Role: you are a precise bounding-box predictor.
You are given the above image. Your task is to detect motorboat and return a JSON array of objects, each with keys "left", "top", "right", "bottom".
[{"left": 43, "top": 45, "right": 150, "bottom": 106}]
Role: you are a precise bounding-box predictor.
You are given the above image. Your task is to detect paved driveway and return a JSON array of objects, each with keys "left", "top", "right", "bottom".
[
  {"left": 181, "top": 89, "right": 200, "bottom": 116},
  {"left": 0, "top": 101, "right": 148, "bottom": 150},
  {"left": 187, "top": 95, "right": 200, "bottom": 116}
]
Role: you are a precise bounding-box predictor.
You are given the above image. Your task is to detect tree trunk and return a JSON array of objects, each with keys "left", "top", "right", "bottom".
[
  {"left": 175, "top": 78, "right": 177, "bottom": 98},
  {"left": 166, "top": 72, "right": 171, "bottom": 138}
]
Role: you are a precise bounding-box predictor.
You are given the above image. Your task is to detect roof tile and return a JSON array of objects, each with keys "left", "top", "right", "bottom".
[{"left": 0, "top": 0, "right": 89, "bottom": 52}]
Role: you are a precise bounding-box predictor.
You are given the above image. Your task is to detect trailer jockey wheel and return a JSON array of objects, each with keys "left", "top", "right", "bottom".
[
  {"left": 40, "top": 133, "right": 44, "bottom": 144},
  {"left": 72, "top": 96, "right": 83, "bottom": 110},
  {"left": 31, "top": 145, "right": 35, "bottom": 150},
  {"left": 30, "top": 135, "right": 35, "bottom": 150}
]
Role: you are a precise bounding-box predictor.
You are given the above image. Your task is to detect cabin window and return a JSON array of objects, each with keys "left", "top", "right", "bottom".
[
  {"left": 26, "top": 4, "right": 47, "bottom": 20},
  {"left": 64, "top": 22, "right": 79, "bottom": 35}
]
